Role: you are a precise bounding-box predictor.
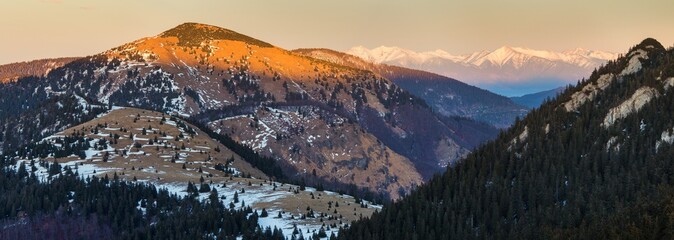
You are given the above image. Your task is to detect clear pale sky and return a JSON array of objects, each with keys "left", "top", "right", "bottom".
[{"left": 1, "top": 0, "right": 673, "bottom": 64}]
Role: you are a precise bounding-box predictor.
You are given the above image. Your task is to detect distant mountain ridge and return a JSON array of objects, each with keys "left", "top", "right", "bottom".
[
  {"left": 510, "top": 86, "right": 566, "bottom": 108},
  {"left": 293, "top": 48, "right": 528, "bottom": 128},
  {"left": 347, "top": 46, "right": 620, "bottom": 96},
  {"left": 0, "top": 57, "right": 79, "bottom": 83}
]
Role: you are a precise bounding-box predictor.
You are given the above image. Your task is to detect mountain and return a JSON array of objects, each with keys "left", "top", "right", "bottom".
[
  {"left": 347, "top": 46, "right": 620, "bottom": 96},
  {"left": 339, "top": 38, "right": 674, "bottom": 239},
  {"left": 510, "top": 86, "right": 566, "bottom": 108},
  {"left": 0, "top": 57, "right": 79, "bottom": 83},
  {"left": 293, "top": 48, "right": 527, "bottom": 128},
  {"left": 0, "top": 22, "right": 496, "bottom": 199},
  {"left": 1, "top": 107, "right": 379, "bottom": 239}
]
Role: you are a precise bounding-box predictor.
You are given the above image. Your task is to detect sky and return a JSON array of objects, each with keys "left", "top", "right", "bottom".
[{"left": 1, "top": 0, "right": 673, "bottom": 65}]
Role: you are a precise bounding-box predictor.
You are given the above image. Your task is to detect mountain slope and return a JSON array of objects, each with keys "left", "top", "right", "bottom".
[
  {"left": 510, "top": 86, "right": 566, "bottom": 108},
  {"left": 340, "top": 39, "right": 674, "bottom": 239},
  {"left": 2, "top": 107, "right": 382, "bottom": 239},
  {"left": 0, "top": 22, "right": 484, "bottom": 198},
  {"left": 293, "top": 48, "right": 525, "bottom": 128},
  {"left": 30, "top": 107, "right": 269, "bottom": 180},
  {"left": 347, "top": 46, "right": 619, "bottom": 96},
  {"left": 0, "top": 57, "right": 79, "bottom": 83}
]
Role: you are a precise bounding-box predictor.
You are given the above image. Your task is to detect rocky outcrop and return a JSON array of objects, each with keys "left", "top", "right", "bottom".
[
  {"left": 619, "top": 49, "right": 648, "bottom": 76},
  {"left": 563, "top": 73, "right": 615, "bottom": 112},
  {"left": 602, "top": 87, "right": 659, "bottom": 127},
  {"left": 664, "top": 77, "right": 674, "bottom": 91}
]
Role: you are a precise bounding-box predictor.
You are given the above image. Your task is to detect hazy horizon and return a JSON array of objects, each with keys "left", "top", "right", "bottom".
[{"left": 1, "top": 0, "right": 673, "bottom": 65}]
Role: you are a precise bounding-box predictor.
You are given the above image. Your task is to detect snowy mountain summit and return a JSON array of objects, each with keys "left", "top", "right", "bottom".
[{"left": 347, "top": 45, "right": 620, "bottom": 96}]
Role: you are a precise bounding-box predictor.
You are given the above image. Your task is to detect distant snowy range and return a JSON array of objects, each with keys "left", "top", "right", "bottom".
[{"left": 347, "top": 46, "right": 619, "bottom": 97}]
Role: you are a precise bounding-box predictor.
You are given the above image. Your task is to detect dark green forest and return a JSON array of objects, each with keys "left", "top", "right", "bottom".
[
  {"left": 0, "top": 157, "right": 289, "bottom": 239},
  {"left": 339, "top": 39, "right": 674, "bottom": 239}
]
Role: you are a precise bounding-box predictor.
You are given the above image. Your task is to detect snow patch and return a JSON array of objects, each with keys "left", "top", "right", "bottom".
[
  {"left": 605, "top": 136, "right": 620, "bottom": 152},
  {"left": 511, "top": 126, "right": 528, "bottom": 145},
  {"left": 656, "top": 128, "right": 674, "bottom": 151},
  {"left": 663, "top": 77, "right": 674, "bottom": 91}
]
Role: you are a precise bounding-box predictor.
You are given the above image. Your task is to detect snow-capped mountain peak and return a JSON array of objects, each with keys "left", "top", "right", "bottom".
[
  {"left": 347, "top": 45, "right": 619, "bottom": 69},
  {"left": 346, "top": 46, "right": 464, "bottom": 65},
  {"left": 426, "top": 49, "right": 456, "bottom": 59},
  {"left": 473, "top": 46, "right": 534, "bottom": 67},
  {"left": 346, "top": 45, "right": 620, "bottom": 96}
]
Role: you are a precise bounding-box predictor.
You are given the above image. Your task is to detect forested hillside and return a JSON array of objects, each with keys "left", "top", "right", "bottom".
[
  {"left": 0, "top": 159, "right": 278, "bottom": 239},
  {"left": 0, "top": 57, "right": 79, "bottom": 83},
  {"left": 339, "top": 39, "right": 674, "bottom": 239},
  {"left": 1, "top": 107, "right": 378, "bottom": 240}
]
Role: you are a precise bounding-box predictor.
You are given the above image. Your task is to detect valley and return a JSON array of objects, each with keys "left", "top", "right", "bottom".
[
  {"left": 1, "top": 4, "right": 667, "bottom": 237},
  {"left": 5, "top": 107, "right": 381, "bottom": 239},
  {"left": 339, "top": 38, "right": 674, "bottom": 240},
  {"left": 0, "top": 23, "right": 503, "bottom": 200}
]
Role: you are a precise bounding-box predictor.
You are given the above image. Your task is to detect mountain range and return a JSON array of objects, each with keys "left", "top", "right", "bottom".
[
  {"left": 340, "top": 38, "right": 674, "bottom": 239},
  {"left": 1, "top": 21, "right": 672, "bottom": 240},
  {"left": 293, "top": 48, "right": 528, "bottom": 128},
  {"left": 510, "top": 86, "right": 566, "bottom": 108},
  {"left": 0, "top": 23, "right": 505, "bottom": 200},
  {"left": 347, "top": 45, "right": 620, "bottom": 96}
]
